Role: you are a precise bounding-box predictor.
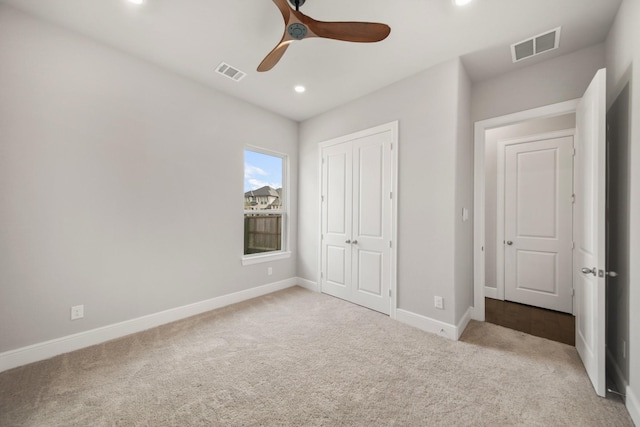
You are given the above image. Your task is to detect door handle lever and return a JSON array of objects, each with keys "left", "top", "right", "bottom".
[{"left": 581, "top": 267, "right": 596, "bottom": 276}]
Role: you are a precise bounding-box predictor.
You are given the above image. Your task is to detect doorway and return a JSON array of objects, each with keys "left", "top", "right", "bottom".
[
  {"left": 473, "top": 101, "right": 582, "bottom": 321},
  {"left": 484, "top": 116, "right": 576, "bottom": 313},
  {"left": 481, "top": 117, "right": 577, "bottom": 345}
]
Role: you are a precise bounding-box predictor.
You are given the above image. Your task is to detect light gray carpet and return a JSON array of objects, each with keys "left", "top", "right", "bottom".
[{"left": 0, "top": 286, "right": 633, "bottom": 426}]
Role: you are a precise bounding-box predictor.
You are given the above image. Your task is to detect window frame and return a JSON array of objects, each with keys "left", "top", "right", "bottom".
[{"left": 241, "top": 146, "right": 291, "bottom": 266}]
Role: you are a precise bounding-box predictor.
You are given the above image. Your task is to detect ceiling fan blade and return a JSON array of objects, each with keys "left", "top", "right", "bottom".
[
  {"left": 257, "top": 1, "right": 391, "bottom": 71},
  {"left": 257, "top": 40, "right": 292, "bottom": 72},
  {"left": 308, "top": 21, "right": 391, "bottom": 43}
]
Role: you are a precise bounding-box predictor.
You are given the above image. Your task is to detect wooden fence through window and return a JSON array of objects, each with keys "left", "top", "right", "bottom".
[{"left": 244, "top": 214, "right": 282, "bottom": 254}]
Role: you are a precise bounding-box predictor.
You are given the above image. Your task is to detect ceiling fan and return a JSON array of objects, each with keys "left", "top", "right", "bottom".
[{"left": 257, "top": 0, "right": 391, "bottom": 72}]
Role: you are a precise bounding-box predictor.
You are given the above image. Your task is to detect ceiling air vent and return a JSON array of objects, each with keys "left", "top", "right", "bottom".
[
  {"left": 216, "top": 62, "right": 246, "bottom": 82},
  {"left": 511, "top": 27, "right": 561, "bottom": 63}
]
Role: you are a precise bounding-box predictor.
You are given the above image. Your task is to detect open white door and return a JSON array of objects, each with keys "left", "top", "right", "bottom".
[{"left": 574, "top": 68, "right": 606, "bottom": 397}]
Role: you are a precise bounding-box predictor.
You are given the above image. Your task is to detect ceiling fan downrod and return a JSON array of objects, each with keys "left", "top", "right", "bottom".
[{"left": 289, "top": 0, "right": 305, "bottom": 11}]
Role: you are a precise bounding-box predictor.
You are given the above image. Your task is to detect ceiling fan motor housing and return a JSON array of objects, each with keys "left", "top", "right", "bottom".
[{"left": 288, "top": 23, "right": 308, "bottom": 39}]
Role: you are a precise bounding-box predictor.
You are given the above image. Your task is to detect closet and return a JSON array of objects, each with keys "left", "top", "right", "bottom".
[{"left": 319, "top": 122, "right": 397, "bottom": 315}]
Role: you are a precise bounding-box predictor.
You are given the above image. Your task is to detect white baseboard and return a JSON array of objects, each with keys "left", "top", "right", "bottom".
[
  {"left": 0, "top": 278, "right": 298, "bottom": 373},
  {"left": 396, "top": 309, "right": 462, "bottom": 341},
  {"left": 455, "top": 306, "right": 474, "bottom": 340},
  {"left": 627, "top": 384, "right": 640, "bottom": 427},
  {"left": 296, "top": 277, "right": 319, "bottom": 292},
  {"left": 484, "top": 286, "right": 498, "bottom": 299}
]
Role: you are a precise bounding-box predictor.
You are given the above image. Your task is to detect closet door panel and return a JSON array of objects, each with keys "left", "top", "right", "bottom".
[{"left": 321, "top": 144, "right": 352, "bottom": 300}]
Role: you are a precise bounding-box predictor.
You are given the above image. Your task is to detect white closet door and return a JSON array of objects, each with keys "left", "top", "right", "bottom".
[
  {"left": 351, "top": 132, "right": 392, "bottom": 314},
  {"left": 320, "top": 124, "right": 394, "bottom": 315},
  {"left": 321, "top": 143, "right": 352, "bottom": 301}
]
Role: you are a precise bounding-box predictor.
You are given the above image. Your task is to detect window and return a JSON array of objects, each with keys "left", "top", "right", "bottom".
[{"left": 243, "top": 148, "right": 287, "bottom": 261}]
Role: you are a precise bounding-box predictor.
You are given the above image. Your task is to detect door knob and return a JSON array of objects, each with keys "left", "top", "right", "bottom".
[
  {"left": 581, "top": 267, "right": 596, "bottom": 276},
  {"left": 352, "top": 240, "right": 358, "bottom": 245},
  {"left": 606, "top": 271, "right": 618, "bottom": 278},
  {"left": 345, "top": 240, "right": 351, "bottom": 244},
  {"left": 506, "top": 241, "right": 513, "bottom": 245}
]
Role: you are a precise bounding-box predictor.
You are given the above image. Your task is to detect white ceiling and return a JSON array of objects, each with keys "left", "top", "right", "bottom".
[{"left": 1, "top": 0, "right": 622, "bottom": 121}]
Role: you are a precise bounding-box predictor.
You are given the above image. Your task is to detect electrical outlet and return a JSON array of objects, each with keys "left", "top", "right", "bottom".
[
  {"left": 267, "top": 267, "right": 273, "bottom": 276},
  {"left": 434, "top": 296, "right": 444, "bottom": 310},
  {"left": 71, "top": 305, "right": 84, "bottom": 320}
]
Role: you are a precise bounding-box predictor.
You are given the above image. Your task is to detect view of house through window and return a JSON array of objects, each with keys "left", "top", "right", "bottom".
[{"left": 244, "top": 149, "right": 284, "bottom": 256}]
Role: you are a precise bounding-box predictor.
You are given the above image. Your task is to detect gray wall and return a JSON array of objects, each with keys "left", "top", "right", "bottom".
[
  {"left": 484, "top": 114, "right": 576, "bottom": 290},
  {"left": 606, "top": 0, "right": 640, "bottom": 418},
  {"left": 454, "top": 66, "right": 474, "bottom": 321},
  {"left": 472, "top": 43, "right": 606, "bottom": 122},
  {"left": 298, "top": 59, "right": 473, "bottom": 326},
  {"left": 0, "top": 6, "right": 298, "bottom": 353}
]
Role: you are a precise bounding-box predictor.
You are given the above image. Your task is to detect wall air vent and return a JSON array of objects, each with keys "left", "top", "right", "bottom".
[
  {"left": 511, "top": 27, "right": 561, "bottom": 63},
  {"left": 215, "top": 62, "right": 246, "bottom": 82}
]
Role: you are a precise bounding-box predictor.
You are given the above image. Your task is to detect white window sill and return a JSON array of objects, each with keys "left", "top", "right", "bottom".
[{"left": 241, "top": 251, "right": 291, "bottom": 266}]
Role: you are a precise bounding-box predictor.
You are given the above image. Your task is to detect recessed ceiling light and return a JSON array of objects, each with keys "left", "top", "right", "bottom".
[
  {"left": 294, "top": 85, "right": 306, "bottom": 93},
  {"left": 453, "top": 0, "right": 472, "bottom": 6},
  {"left": 128, "top": 0, "right": 144, "bottom": 5}
]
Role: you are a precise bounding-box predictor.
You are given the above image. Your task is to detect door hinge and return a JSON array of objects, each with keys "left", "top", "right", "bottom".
[
  {"left": 389, "top": 241, "right": 392, "bottom": 248},
  {"left": 322, "top": 157, "right": 325, "bottom": 164},
  {"left": 321, "top": 195, "right": 325, "bottom": 202},
  {"left": 321, "top": 271, "right": 323, "bottom": 278},
  {"left": 389, "top": 289, "right": 392, "bottom": 297},
  {"left": 390, "top": 192, "right": 393, "bottom": 200},
  {"left": 390, "top": 143, "right": 393, "bottom": 150},
  {"left": 572, "top": 241, "right": 575, "bottom": 249},
  {"left": 571, "top": 194, "right": 575, "bottom": 204},
  {"left": 572, "top": 288, "right": 575, "bottom": 296}
]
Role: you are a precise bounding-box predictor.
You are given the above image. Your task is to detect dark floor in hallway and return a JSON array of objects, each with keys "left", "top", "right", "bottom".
[{"left": 485, "top": 298, "right": 575, "bottom": 346}]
